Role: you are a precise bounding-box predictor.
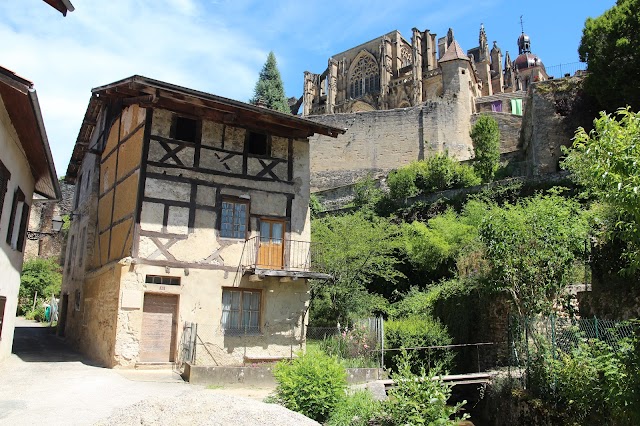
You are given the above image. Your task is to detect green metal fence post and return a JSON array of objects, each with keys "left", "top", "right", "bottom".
[{"left": 595, "top": 316, "right": 599, "bottom": 340}]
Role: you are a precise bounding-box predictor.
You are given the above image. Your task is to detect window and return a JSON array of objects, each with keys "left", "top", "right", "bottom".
[
  {"left": 246, "top": 132, "right": 269, "bottom": 156},
  {"left": 173, "top": 116, "right": 198, "bottom": 143},
  {"left": 145, "top": 275, "right": 180, "bottom": 285},
  {"left": 221, "top": 288, "right": 261, "bottom": 334},
  {"left": 5, "top": 188, "right": 24, "bottom": 249},
  {"left": 74, "top": 289, "right": 81, "bottom": 311},
  {"left": 220, "top": 199, "right": 248, "bottom": 239},
  {"left": 349, "top": 55, "right": 380, "bottom": 99},
  {"left": 0, "top": 160, "right": 10, "bottom": 223},
  {"left": 16, "top": 200, "right": 30, "bottom": 253}
]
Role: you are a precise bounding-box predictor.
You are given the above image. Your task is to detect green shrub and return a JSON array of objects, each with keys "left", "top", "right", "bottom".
[
  {"left": 387, "top": 154, "right": 481, "bottom": 201},
  {"left": 387, "top": 164, "right": 420, "bottom": 199},
  {"left": 320, "top": 324, "right": 377, "bottom": 360},
  {"left": 384, "top": 316, "right": 453, "bottom": 372},
  {"left": 25, "top": 305, "right": 46, "bottom": 322},
  {"left": 528, "top": 332, "right": 640, "bottom": 425},
  {"left": 470, "top": 115, "right": 501, "bottom": 182},
  {"left": 19, "top": 258, "right": 61, "bottom": 315},
  {"left": 380, "top": 351, "right": 468, "bottom": 425},
  {"left": 327, "top": 390, "right": 381, "bottom": 426},
  {"left": 272, "top": 351, "right": 347, "bottom": 422}
]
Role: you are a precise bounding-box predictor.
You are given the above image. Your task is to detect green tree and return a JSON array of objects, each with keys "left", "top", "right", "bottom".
[
  {"left": 310, "top": 212, "right": 405, "bottom": 324},
  {"left": 470, "top": 115, "right": 501, "bottom": 182},
  {"left": 578, "top": 0, "right": 640, "bottom": 111},
  {"left": 250, "top": 51, "right": 290, "bottom": 113},
  {"left": 478, "top": 193, "right": 589, "bottom": 316},
  {"left": 19, "top": 258, "right": 62, "bottom": 313},
  {"left": 562, "top": 109, "right": 640, "bottom": 268}
]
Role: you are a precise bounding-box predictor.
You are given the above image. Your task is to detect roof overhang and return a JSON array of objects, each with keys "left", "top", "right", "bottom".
[
  {"left": 0, "top": 66, "right": 61, "bottom": 200},
  {"left": 66, "top": 75, "right": 346, "bottom": 183},
  {"left": 42, "top": 0, "right": 75, "bottom": 16}
]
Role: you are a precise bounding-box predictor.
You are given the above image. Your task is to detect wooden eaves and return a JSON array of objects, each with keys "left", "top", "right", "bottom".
[
  {"left": 0, "top": 66, "right": 61, "bottom": 200},
  {"left": 66, "top": 75, "right": 346, "bottom": 184}
]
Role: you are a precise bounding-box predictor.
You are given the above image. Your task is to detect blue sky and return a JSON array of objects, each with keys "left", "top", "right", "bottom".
[{"left": 0, "top": 0, "right": 613, "bottom": 177}]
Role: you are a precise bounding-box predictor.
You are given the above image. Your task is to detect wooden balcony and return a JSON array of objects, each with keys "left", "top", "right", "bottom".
[{"left": 239, "top": 237, "right": 331, "bottom": 281}]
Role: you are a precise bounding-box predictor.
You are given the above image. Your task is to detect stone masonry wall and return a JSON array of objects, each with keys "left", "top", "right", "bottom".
[{"left": 308, "top": 96, "right": 473, "bottom": 192}]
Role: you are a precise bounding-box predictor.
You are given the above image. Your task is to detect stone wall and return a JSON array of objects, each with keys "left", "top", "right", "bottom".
[
  {"left": 520, "top": 76, "right": 599, "bottom": 177},
  {"left": 308, "top": 96, "right": 474, "bottom": 192},
  {"left": 24, "top": 182, "right": 75, "bottom": 263}
]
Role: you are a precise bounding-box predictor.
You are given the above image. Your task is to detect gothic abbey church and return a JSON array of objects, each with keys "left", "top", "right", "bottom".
[{"left": 302, "top": 25, "right": 551, "bottom": 192}]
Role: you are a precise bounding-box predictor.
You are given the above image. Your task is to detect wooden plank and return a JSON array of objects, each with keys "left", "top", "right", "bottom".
[{"left": 139, "top": 294, "right": 178, "bottom": 362}]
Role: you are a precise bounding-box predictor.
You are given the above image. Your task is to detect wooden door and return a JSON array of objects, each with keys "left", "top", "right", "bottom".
[
  {"left": 257, "top": 219, "right": 285, "bottom": 269},
  {"left": 139, "top": 294, "right": 178, "bottom": 362}
]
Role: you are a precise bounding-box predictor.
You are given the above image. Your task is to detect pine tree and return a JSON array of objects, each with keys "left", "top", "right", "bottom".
[{"left": 250, "top": 52, "right": 290, "bottom": 114}]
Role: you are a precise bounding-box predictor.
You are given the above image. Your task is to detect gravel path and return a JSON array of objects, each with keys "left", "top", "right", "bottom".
[{"left": 95, "top": 390, "right": 320, "bottom": 426}]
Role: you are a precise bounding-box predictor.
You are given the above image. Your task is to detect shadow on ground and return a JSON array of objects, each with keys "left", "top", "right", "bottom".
[{"left": 12, "top": 320, "right": 101, "bottom": 366}]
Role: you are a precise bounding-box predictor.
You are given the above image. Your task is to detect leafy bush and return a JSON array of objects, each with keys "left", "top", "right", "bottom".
[
  {"left": 414, "top": 154, "right": 481, "bottom": 193},
  {"left": 320, "top": 324, "right": 377, "bottom": 360},
  {"left": 380, "top": 352, "right": 468, "bottom": 425},
  {"left": 25, "top": 305, "right": 46, "bottom": 322},
  {"left": 387, "top": 154, "right": 480, "bottom": 200},
  {"left": 385, "top": 316, "right": 453, "bottom": 372},
  {"left": 387, "top": 164, "right": 420, "bottom": 199},
  {"left": 470, "top": 115, "right": 501, "bottom": 182},
  {"left": 327, "top": 390, "right": 381, "bottom": 426},
  {"left": 19, "top": 258, "right": 62, "bottom": 315},
  {"left": 272, "top": 351, "right": 347, "bottom": 423},
  {"left": 403, "top": 209, "right": 478, "bottom": 276},
  {"left": 527, "top": 324, "right": 640, "bottom": 425}
]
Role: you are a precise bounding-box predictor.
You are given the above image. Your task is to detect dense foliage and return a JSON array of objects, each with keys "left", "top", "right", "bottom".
[
  {"left": 380, "top": 352, "right": 468, "bottom": 425},
  {"left": 19, "top": 258, "right": 62, "bottom": 315},
  {"left": 272, "top": 351, "right": 347, "bottom": 423},
  {"left": 563, "top": 109, "right": 640, "bottom": 269},
  {"left": 387, "top": 154, "right": 480, "bottom": 199},
  {"left": 310, "top": 212, "right": 404, "bottom": 324},
  {"left": 528, "top": 327, "right": 640, "bottom": 425},
  {"left": 470, "top": 115, "right": 501, "bottom": 182},
  {"left": 579, "top": 0, "right": 640, "bottom": 111},
  {"left": 250, "top": 51, "right": 290, "bottom": 113},
  {"left": 478, "top": 193, "right": 589, "bottom": 316}
]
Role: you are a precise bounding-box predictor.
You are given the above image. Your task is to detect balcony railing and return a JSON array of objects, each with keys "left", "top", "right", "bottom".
[{"left": 239, "top": 237, "right": 330, "bottom": 280}]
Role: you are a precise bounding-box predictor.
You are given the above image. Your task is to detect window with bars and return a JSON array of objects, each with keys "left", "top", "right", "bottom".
[
  {"left": 220, "top": 198, "right": 248, "bottom": 239},
  {"left": 221, "top": 288, "right": 261, "bottom": 334},
  {"left": 145, "top": 275, "right": 180, "bottom": 285}
]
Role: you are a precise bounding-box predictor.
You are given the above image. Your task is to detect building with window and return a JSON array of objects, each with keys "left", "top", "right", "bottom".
[
  {"left": 0, "top": 66, "right": 61, "bottom": 362},
  {"left": 303, "top": 25, "right": 550, "bottom": 192},
  {"left": 59, "top": 75, "right": 344, "bottom": 367}
]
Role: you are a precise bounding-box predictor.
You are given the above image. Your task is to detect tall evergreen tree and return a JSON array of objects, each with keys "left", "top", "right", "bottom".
[{"left": 250, "top": 51, "right": 290, "bottom": 114}]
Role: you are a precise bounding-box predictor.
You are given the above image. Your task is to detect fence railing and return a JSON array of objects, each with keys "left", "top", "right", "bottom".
[
  {"left": 544, "top": 62, "right": 587, "bottom": 79},
  {"left": 240, "top": 237, "right": 325, "bottom": 273},
  {"left": 508, "top": 315, "right": 637, "bottom": 386}
]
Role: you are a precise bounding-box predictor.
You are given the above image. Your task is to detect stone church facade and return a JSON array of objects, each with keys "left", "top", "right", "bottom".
[
  {"left": 302, "top": 25, "right": 547, "bottom": 117},
  {"left": 302, "top": 25, "right": 551, "bottom": 192}
]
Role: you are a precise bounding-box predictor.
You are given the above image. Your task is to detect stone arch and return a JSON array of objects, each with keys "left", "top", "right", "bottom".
[
  {"left": 349, "top": 100, "right": 376, "bottom": 113},
  {"left": 348, "top": 51, "right": 380, "bottom": 100},
  {"left": 398, "top": 100, "right": 411, "bottom": 109},
  {"left": 400, "top": 45, "right": 412, "bottom": 68}
]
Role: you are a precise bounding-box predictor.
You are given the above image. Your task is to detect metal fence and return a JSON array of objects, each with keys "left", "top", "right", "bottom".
[
  {"left": 508, "top": 315, "right": 637, "bottom": 385},
  {"left": 176, "top": 317, "right": 385, "bottom": 370},
  {"left": 544, "top": 62, "right": 587, "bottom": 79}
]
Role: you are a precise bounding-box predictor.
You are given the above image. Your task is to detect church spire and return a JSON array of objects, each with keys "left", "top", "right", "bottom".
[{"left": 479, "top": 23, "right": 489, "bottom": 62}]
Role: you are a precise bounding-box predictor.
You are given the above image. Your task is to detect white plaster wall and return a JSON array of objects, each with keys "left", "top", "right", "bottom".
[
  {"left": 114, "top": 264, "right": 310, "bottom": 367},
  {"left": 0, "top": 96, "right": 36, "bottom": 362}
]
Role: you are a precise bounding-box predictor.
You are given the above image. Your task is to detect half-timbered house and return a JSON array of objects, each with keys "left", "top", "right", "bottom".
[{"left": 60, "top": 75, "right": 344, "bottom": 367}]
